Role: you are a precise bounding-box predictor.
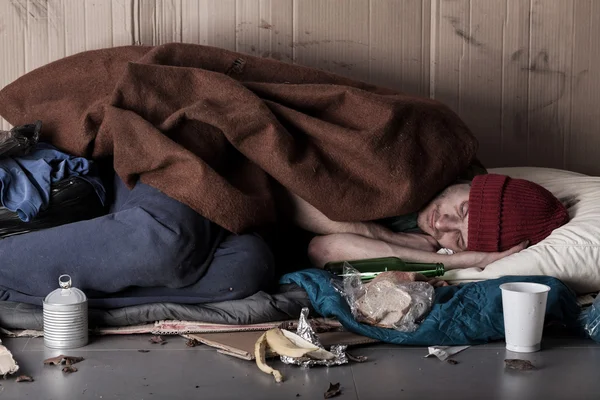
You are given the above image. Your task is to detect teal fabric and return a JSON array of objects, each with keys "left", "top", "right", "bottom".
[{"left": 280, "top": 269, "right": 582, "bottom": 345}]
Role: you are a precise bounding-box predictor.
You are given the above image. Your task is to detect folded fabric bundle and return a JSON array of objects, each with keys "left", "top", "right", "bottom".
[
  {"left": 0, "top": 143, "right": 105, "bottom": 221},
  {"left": 281, "top": 270, "right": 582, "bottom": 345},
  {"left": 0, "top": 43, "right": 478, "bottom": 233},
  {"left": 0, "top": 176, "right": 105, "bottom": 239}
]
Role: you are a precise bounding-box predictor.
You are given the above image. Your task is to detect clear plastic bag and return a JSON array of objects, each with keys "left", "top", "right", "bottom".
[
  {"left": 0, "top": 120, "right": 41, "bottom": 159},
  {"left": 583, "top": 295, "right": 600, "bottom": 342},
  {"left": 334, "top": 263, "right": 434, "bottom": 332}
]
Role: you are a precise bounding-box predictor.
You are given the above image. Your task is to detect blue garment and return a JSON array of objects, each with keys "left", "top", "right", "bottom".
[
  {"left": 0, "top": 143, "right": 105, "bottom": 221},
  {"left": 0, "top": 176, "right": 275, "bottom": 308},
  {"left": 280, "top": 269, "right": 582, "bottom": 345}
]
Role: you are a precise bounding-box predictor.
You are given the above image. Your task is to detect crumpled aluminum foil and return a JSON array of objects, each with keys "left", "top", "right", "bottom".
[
  {"left": 425, "top": 345, "right": 470, "bottom": 361},
  {"left": 280, "top": 308, "right": 348, "bottom": 367}
]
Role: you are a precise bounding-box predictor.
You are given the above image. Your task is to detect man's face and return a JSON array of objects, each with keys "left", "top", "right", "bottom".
[{"left": 417, "top": 183, "right": 470, "bottom": 252}]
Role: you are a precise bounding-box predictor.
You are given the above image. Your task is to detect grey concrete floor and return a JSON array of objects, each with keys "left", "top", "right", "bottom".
[{"left": 0, "top": 334, "right": 598, "bottom": 400}]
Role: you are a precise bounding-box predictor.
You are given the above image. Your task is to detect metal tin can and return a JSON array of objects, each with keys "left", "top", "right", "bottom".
[{"left": 43, "top": 274, "right": 88, "bottom": 349}]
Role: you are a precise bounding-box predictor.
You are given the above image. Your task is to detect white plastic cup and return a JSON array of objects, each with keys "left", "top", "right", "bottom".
[{"left": 500, "top": 282, "right": 551, "bottom": 353}]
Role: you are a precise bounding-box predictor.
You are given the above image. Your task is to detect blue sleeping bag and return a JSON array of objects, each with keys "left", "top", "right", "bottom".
[{"left": 280, "top": 269, "right": 582, "bottom": 345}]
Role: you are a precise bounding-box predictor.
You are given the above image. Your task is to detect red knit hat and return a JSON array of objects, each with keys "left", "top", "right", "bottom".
[{"left": 467, "top": 174, "right": 569, "bottom": 252}]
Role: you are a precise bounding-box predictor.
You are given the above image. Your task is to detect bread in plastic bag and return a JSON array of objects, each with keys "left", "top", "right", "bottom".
[{"left": 334, "top": 262, "right": 434, "bottom": 332}]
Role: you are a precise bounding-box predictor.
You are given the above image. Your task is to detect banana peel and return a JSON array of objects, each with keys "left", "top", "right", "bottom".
[
  {"left": 275, "top": 329, "right": 335, "bottom": 360},
  {"left": 265, "top": 327, "right": 319, "bottom": 358},
  {"left": 254, "top": 328, "right": 335, "bottom": 383},
  {"left": 254, "top": 332, "right": 284, "bottom": 383}
]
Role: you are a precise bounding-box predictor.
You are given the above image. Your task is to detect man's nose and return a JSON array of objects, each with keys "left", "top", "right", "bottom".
[{"left": 435, "top": 214, "right": 461, "bottom": 232}]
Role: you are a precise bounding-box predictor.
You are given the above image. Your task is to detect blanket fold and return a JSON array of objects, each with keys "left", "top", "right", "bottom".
[
  {"left": 0, "top": 43, "right": 478, "bottom": 232},
  {"left": 281, "top": 270, "right": 582, "bottom": 345}
]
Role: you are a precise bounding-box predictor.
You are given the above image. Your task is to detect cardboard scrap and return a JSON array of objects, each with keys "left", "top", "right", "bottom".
[
  {"left": 184, "top": 330, "right": 378, "bottom": 361},
  {"left": 1, "top": 318, "right": 345, "bottom": 337},
  {"left": 0, "top": 328, "right": 43, "bottom": 338}
]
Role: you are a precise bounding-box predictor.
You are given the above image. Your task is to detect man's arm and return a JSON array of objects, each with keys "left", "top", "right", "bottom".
[
  {"left": 284, "top": 191, "right": 439, "bottom": 252},
  {"left": 308, "top": 233, "right": 527, "bottom": 270}
]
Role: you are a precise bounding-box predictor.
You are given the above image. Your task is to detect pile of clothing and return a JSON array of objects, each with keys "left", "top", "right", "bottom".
[{"left": 0, "top": 121, "right": 105, "bottom": 238}]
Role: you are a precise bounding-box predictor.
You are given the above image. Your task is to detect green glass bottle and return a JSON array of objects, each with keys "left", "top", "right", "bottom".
[{"left": 324, "top": 257, "right": 445, "bottom": 280}]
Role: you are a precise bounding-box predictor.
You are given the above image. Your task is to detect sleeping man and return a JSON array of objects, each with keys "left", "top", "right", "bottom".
[
  {"left": 0, "top": 44, "right": 571, "bottom": 308},
  {"left": 297, "top": 173, "right": 570, "bottom": 270},
  {"left": 0, "top": 169, "right": 569, "bottom": 307}
]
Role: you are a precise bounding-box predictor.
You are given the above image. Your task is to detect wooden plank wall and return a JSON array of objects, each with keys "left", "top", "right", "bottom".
[{"left": 1, "top": 0, "right": 599, "bottom": 174}]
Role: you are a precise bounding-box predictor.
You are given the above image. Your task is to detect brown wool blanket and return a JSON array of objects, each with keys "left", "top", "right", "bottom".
[{"left": 0, "top": 43, "right": 478, "bottom": 233}]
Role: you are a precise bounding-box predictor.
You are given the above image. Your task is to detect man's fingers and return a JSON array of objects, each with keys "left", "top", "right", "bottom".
[
  {"left": 483, "top": 241, "right": 530, "bottom": 267},
  {"left": 501, "top": 240, "right": 529, "bottom": 257},
  {"left": 427, "top": 278, "right": 449, "bottom": 287}
]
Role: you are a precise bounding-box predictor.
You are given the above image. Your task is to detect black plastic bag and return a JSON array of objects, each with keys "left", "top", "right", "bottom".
[
  {"left": 0, "top": 176, "right": 105, "bottom": 239},
  {"left": 0, "top": 120, "right": 41, "bottom": 159}
]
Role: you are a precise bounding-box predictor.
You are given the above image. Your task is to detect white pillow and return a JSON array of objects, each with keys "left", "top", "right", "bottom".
[{"left": 444, "top": 167, "right": 600, "bottom": 294}]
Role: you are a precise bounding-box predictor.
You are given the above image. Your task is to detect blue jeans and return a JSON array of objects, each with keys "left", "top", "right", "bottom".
[{"left": 0, "top": 177, "right": 275, "bottom": 308}]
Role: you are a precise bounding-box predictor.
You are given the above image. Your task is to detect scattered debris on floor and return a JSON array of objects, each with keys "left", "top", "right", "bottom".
[
  {"left": 149, "top": 335, "right": 167, "bottom": 345},
  {"left": 43, "top": 355, "right": 84, "bottom": 374},
  {"left": 446, "top": 359, "right": 459, "bottom": 365},
  {"left": 254, "top": 309, "right": 364, "bottom": 383},
  {"left": 255, "top": 327, "right": 336, "bottom": 382},
  {"left": 16, "top": 375, "right": 34, "bottom": 382},
  {"left": 425, "top": 345, "right": 470, "bottom": 361},
  {"left": 254, "top": 330, "right": 284, "bottom": 383},
  {"left": 0, "top": 341, "right": 19, "bottom": 376},
  {"left": 504, "top": 359, "right": 536, "bottom": 371},
  {"left": 324, "top": 382, "right": 341, "bottom": 399},
  {"left": 138, "top": 349, "right": 150, "bottom": 353},
  {"left": 183, "top": 324, "right": 375, "bottom": 361},
  {"left": 185, "top": 339, "right": 200, "bottom": 347},
  {"left": 346, "top": 353, "right": 368, "bottom": 363},
  {"left": 43, "top": 355, "right": 84, "bottom": 366},
  {"left": 279, "top": 308, "right": 349, "bottom": 368}
]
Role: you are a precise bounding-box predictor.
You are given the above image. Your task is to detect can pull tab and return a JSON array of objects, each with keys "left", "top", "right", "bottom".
[{"left": 59, "top": 274, "right": 72, "bottom": 295}]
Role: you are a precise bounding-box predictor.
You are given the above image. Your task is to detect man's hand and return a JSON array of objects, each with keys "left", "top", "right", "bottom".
[
  {"left": 425, "top": 278, "right": 450, "bottom": 288},
  {"left": 443, "top": 241, "right": 529, "bottom": 270}
]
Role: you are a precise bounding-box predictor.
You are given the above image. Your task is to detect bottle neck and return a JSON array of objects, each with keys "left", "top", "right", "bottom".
[{"left": 325, "top": 257, "right": 445, "bottom": 277}]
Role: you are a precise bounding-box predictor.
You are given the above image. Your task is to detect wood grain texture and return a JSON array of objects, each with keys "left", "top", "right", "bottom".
[
  {"left": 0, "top": 0, "right": 598, "bottom": 175},
  {"left": 568, "top": 0, "right": 600, "bottom": 175},
  {"left": 526, "top": 0, "right": 574, "bottom": 170},
  {"left": 293, "top": 0, "right": 370, "bottom": 81},
  {"left": 370, "top": 0, "right": 430, "bottom": 96}
]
